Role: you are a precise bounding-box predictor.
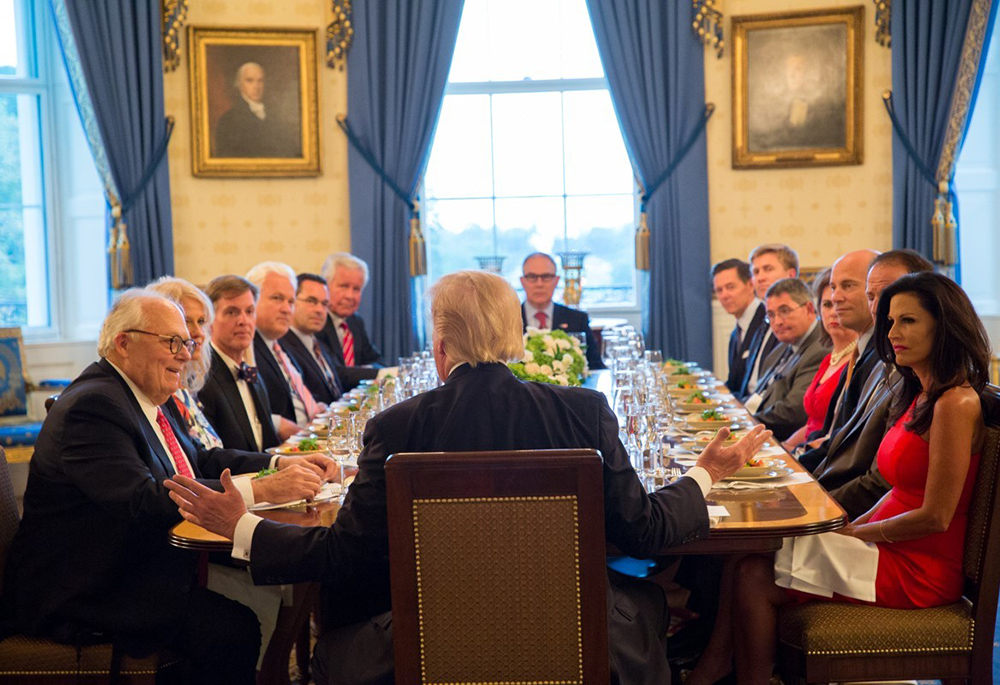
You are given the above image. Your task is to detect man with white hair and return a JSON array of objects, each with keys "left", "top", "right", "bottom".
[
  {"left": 166, "top": 270, "right": 769, "bottom": 685},
  {"left": 246, "top": 262, "right": 324, "bottom": 437},
  {"left": 214, "top": 61, "right": 297, "bottom": 158},
  {"left": 4, "top": 289, "right": 332, "bottom": 684},
  {"left": 318, "top": 252, "right": 382, "bottom": 390}
]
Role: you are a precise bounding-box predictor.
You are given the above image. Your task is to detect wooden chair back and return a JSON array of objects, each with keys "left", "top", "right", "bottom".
[{"left": 385, "top": 449, "right": 609, "bottom": 685}]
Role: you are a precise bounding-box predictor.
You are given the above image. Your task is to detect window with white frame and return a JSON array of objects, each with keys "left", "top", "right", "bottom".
[
  {"left": 956, "top": 16, "right": 999, "bottom": 316},
  {"left": 422, "top": 0, "right": 637, "bottom": 308},
  {"left": 0, "top": 0, "right": 107, "bottom": 340}
]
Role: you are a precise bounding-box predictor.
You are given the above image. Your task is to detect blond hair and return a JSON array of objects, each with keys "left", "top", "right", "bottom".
[
  {"left": 147, "top": 276, "right": 214, "bottom": 393},
  {"left": 428, "top": 271, "right": 524, "bottom": 367},
  {"left": 749, "top": 243, "right": 799, "bottom": 275}
]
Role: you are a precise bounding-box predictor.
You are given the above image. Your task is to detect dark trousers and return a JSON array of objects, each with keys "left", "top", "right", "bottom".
[{"left": 175, "top": 586, "right": 261, "bottom": 685}]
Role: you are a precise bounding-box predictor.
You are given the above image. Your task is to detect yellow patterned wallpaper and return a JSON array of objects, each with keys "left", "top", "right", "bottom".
[
  {"left": 705, "top": 0, "right": 894, "bottom": 270},
  {"left": 162, "top": 0, "right": 351, "bottom": 285}
]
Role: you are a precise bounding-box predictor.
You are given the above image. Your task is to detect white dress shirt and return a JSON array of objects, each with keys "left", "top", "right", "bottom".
[{"left": 524, "top": 301, "right": 555, "bottom": 329}]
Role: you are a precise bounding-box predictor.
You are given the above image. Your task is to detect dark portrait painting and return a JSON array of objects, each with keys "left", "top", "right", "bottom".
[
  {"left": 188, "top": 27, "right": 320, "bottom": 177},
  {"left": 732, "top": 7, "right": 863, "bottom": 169}
]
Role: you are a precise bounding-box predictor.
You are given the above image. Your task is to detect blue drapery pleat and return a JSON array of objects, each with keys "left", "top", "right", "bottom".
[
  {"left": 585, "top": 1, "right": 712, "bottom": 366},
  {"left": 890, "top": 0, "right": 995, "bottom": 269},
  {"left": 346, "top": 1, "right": 464, "bottom": 362},
  {"left": 51, "top": 0, "right": 174, "bottom": 286}
]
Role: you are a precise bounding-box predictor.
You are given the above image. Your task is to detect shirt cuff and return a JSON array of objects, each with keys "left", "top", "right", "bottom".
[
  {"left": 269, "top": 455, "right": 281, "bottom": 469},
  {"left": 272, "top": 414, "right": 283, "bottom": 432},
  {"left": 231, "top": 512, "right": 264, "bottom": 562},
  {"left": 683, "top": 466, "right": 713, "bottom": 498},
  {"left": 231, "top": 473, "right": 255, "bottom": 506}
]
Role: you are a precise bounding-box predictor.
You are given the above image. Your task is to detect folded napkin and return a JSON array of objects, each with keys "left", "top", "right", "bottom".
[
  {"left": 774, "top": 532, "right": 878, "bottom": 601},
  {"left": 707, "top": 504, "right": 730, "bottom": 528}
]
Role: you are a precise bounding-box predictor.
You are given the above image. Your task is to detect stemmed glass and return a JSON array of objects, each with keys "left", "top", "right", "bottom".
[{"left": 327, "top": 413, "right": 352, "bottom": 501}]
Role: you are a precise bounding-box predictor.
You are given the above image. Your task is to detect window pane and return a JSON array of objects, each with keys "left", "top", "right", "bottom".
[
  {"left": 486, "top": 0, "right": 560, "bottom": 81},
  {"left": 448, "top": 0, "right": 490, "bottom": 83},
  {"left": 424, "top": 95, "right": 493, "bottom": 199},
  {"left": 0, "top": 93, "right": 49, "bottom": 326},
  {"left": 566, "top": 195, "right": 635, "bottom": 306},
  {"left": 563, "top": 90, "right": 633, "bottom": 195},
  {"left": 560, "top": 0, "right": 604, "bottom": 79},
  {"left": 426, "top": 198, "right": 496, "bottom": 278},
  {"left": 0, "top": 0, "right": 33, "bottom": 78},
  {"left": 492, "top": 92, "right": 564, "bottom": 197}
]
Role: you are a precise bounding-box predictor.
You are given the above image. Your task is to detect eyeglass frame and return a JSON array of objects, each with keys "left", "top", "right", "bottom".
[
  {"left": 124, "top": 329, "right": 197, "bottom": 355},
  {"left": 764, "top": 302, "right": 809, "bottom": 324},
  {"left": 521, "top": 272, "right": 558, "bottom": 283}
]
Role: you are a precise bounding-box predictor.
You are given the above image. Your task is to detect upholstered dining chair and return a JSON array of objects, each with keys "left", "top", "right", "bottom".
[
  {"left": 0, "top": 447, "right": 186, "bottom": 684},
  {"left": 385, "top": 449, "right": 610, "bottom": 685},
  {"left": 775, "top": 424, "right": 1000, "bottom": 684}
]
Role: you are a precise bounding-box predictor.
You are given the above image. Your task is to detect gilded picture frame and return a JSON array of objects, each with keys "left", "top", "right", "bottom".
[
  {"left": 188, "top": 26, "right": 321, "bottom": 177},
  {"left": 732, "top": 6, "right": 864, "bottom": 169}
]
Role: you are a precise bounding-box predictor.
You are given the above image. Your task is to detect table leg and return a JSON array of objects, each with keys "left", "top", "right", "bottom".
[{"left": 257, "top": 581, "right": 320, "bottom": 685}]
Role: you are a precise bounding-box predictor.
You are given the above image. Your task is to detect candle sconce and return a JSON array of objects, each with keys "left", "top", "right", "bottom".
[{"left": 557, "top": 251, "right": 588, "bottom": 306}]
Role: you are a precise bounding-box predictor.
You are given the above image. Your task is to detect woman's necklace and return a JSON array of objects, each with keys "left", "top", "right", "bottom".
[{"left": 829, "top": 339, "right": 857, "bottom": 366}]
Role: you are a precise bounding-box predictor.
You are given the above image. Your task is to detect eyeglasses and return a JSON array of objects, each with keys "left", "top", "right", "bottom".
[
  {"left": 125, "top": 329, "right": 197, "bottom": 355},
  {"left": 522, "top": 273, "right": 557, "bottom": 283},
  {"left": 764, "top": 303, "right": 808, "bottom": 323},
  {"left": 297, "top": 296, "right": 330, "bottom": 308}
]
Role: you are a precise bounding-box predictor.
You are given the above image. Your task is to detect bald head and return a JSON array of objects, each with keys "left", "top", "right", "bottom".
[{"left": 830, "top": 250, "right": 879, "bottom": 334}]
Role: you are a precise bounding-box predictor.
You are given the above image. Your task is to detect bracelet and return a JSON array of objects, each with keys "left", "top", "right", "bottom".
[{"left": 879, "top": 520, "right": 892, "bottom": 543}]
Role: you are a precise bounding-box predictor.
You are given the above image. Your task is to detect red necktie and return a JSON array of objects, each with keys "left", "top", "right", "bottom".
[
  {"left": 534, "top": 311, "right": 548, "bottom": 329},
  {"left": 273, "top": 341, "right": 321, "bottom": 420},
  {"left": 156, "top": 407, "right": 195, "bottom": 478},
  {"left": 341, "top": 322, "right": 355, "bottom": 367}
]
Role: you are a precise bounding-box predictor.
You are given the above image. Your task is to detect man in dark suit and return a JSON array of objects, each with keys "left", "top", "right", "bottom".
[
  {"left": 318, "top": 252, "right": 382, "bottom": 390},
  {"left": 736, "top": 244, "right": 799, "bottom": 400},
  {"left": 199, "top": 275, "right": 284, "bottom": 451},
  {"left": 246, "top": 262, "right": 325, "bottom": 430},
  {"left": 746, "top": 278, "right": 830, "bottom": 440},
  {"left": 282, "top": 273, "right": 343, "bottom": 404},
  {"left": 800, "top": 250, "right": 935, "bottom": 518},
  {"left": 166, "top": 270, "right": 770, "bottom": 685},
  {"left": 711, "top": 258, "right": 764, "bottom": 392},
  {"left": 519, "top": 252, "right": 605, "bottom": 370},
  {"left": 213, "top": 62, "right": 298, "bottom": 159},
  {"left": 3, "top": 290, "right": 330, "bottom": 684}
]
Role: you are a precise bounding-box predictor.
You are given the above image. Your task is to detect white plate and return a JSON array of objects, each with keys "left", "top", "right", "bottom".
[{"left": 248, "top": 481, "right": 342, "bottom": 511}]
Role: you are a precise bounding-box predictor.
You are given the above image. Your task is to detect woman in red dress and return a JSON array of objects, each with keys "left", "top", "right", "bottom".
[
  {"left": 687, "top": 272, "right": 991, "bottom": 685},
  {"left": 782, "top": 268, "right": 858, "bottom": 450}
]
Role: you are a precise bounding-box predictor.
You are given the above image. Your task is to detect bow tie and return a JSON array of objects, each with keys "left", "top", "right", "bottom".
[{"left": 237, "top": 362, "right": 258, "bottom": 384}]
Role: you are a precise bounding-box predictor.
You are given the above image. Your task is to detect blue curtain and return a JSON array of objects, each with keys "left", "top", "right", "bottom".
[
  {"left": 586, "top": 1, "right": 712, "bottom": 366},
  {"left": 346, "top": 1, "right": 464, "bottom": 362},
  {"left": 891, "top": 0, "right": 996, "bottom": 267},
  {"left": 50, "top": 0, "right": 174, "bottom": 287}
]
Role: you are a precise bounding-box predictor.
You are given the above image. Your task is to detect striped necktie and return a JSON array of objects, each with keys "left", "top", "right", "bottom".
[
  {"left": 314, "top": 340, "right": 341, "bottom": 395},
  {"left": 341, "top": 322, "right": 355, "bottom": 367},
  {"left": 273, "top": 341, "right": 321, "bottom": 421}
]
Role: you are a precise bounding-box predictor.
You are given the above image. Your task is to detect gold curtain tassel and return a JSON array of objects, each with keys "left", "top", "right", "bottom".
[
  {"left": 117, "top": 221, "right": 133, "bottom": 288},
  {"left": 635, "top": 211, "right": 651, "bottom": 271},
  {"left": 108, "top": 201, "right": 122, "bottom": 290},
  {"left": 408, "top": 213, "right": 427, "bottom": 277},
  {"left": 931, "top": 194, "right": 946, "bottom": 264},
  {"left": 943, "top": 197, "right": 958, "bottom": 266}
]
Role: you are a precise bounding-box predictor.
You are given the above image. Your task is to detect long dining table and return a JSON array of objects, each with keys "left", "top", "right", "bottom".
[{"left": 168, "top": 365, "right": 847, "bottom": 682}]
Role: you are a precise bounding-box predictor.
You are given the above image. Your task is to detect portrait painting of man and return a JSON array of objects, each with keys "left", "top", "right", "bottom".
[
  {"left": 732, "top": 7, "right": 863, "bottom": 169},
  {"left": 188, "top": 27, "right": 320, "bottom": 177}
]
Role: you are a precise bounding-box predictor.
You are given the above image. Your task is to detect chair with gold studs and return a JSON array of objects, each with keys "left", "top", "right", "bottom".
[{"left": 386, "top": 449, "right": 610, "bottom": 684}]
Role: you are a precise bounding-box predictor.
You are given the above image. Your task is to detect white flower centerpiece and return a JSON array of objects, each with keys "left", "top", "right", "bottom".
[{"left": 508, "top": 327, "right": 588, "bottom": 386}]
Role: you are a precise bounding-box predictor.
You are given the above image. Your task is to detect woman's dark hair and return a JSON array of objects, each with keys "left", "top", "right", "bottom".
[
  {"left": 873, "top": 272, "right": 991, "bottom": 434},
  {"left": 811, "top": 267, "right": 833, "bottom": 345}
]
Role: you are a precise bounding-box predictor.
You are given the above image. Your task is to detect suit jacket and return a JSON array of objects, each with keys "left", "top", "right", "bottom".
[
  {"left": 254, "top": 332, "right": 303, "bottom": 424},
  {"left": 521, "top": 302, "right": 606, "bottom": 370},
  {"left": 318, "top": 313, "right": 382, "bottom": 390},
  {"left": 815, "top": 338, "right": 882, "bottom": 440},
  {"left": 725, "top": 303, "right": 766, "bottom": 393},
  {"left": 248, "top": 363, "right": 706, "bottom": 680},
  {"left": 4, "top": 359, "right": 270, "bottom": 646},
  {"left": 753, "top": 325, "right": 830, "bottom": 441},
  {"left": 804, "top": 366, "right": 896, "bottom": 519},
  {"left": 736, "top": 324, "right": 782, "bottom": 400},
  {"left": 213, "top": 97, "right": 298, "bottom": 158},
  {"left": 199, "top": 346, "right": 280, "bottom": 452},
  {"left": 280, "top": 330, "right": 343, "bottom": 405}
]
